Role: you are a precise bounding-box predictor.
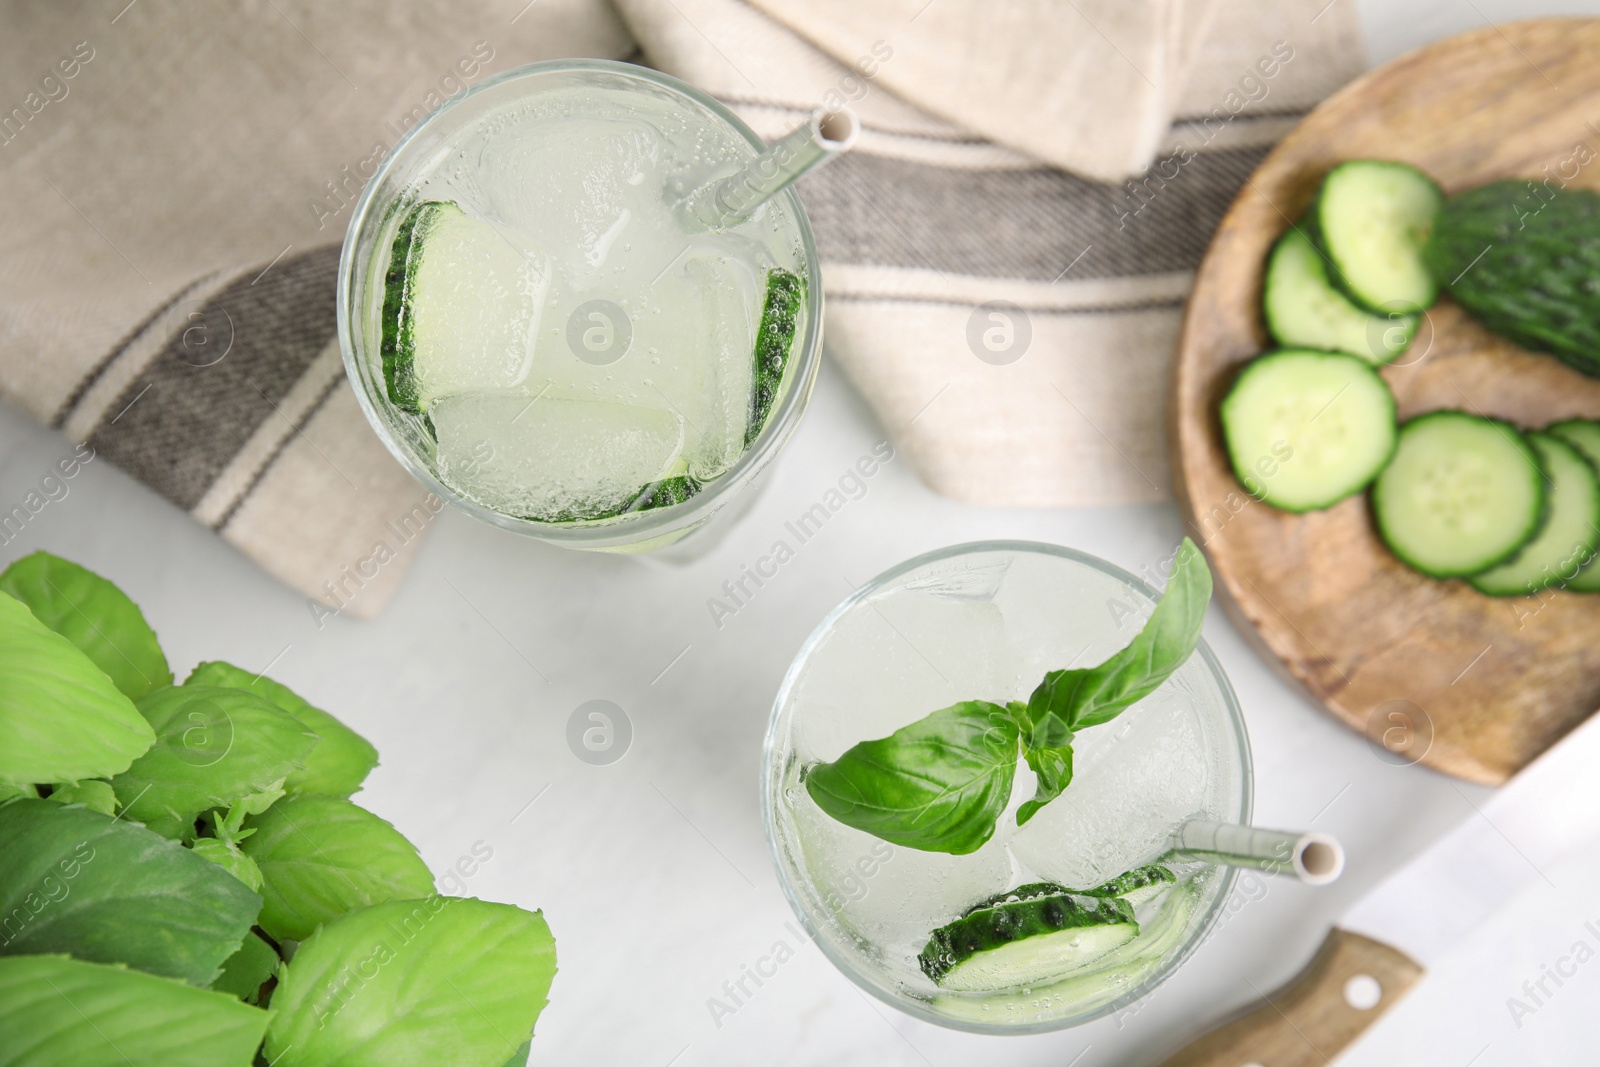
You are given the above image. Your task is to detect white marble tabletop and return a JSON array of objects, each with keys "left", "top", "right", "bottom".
[{"left": 8, "top": 1, "right": 1600, "bottom": 1063}]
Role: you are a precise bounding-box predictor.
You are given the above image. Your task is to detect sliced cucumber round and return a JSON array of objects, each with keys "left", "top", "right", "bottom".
[
  {"left": 1264, "top": 226, "right": 1418, "bottom": 364},
  {"left": 1545, "top": 419, "right": 1600, "bottom": 591},
  {"left": 1469, "top": 433, "right": 1600, "bottom": 596},
  {"left": 919, "top": 889, "right": 1137, "bottom": 991},
  {"left": 1372, "top": 412, "right": 1545, "bottom": 578},
  {"left": 1220, "top": 349, "right": 1397, "bottom": 512},
  {"left": 380, "top": 201, "right": 547, "bottom": 414},
  {"left": 1312, "top": 160, "right": 1443, "bottom": 314}
]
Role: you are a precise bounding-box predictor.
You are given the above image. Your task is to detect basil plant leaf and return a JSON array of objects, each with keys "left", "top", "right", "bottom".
[
  {"left": 187, "top": 661, "right": 378, "bottom": 797},
  {"left": 46, "top": 780, "right": 118, "bottom": 816},
  {"left": 0, "top": 955, "right": 268, "bottom": 1067},
  {"left": 265, "top": 897, "right": 558, "bottom": 1067},
  {"left": 110, "top": 685, "right": 317, "bottom": 835},
  {"left": 210, "top": 930, "right": 280, "bottom": 1004},
  {"left": 1015, "top": 744, "right": 1073, "bottom": 827},
  {"left": 240, "top": 793, "right": 434, "bottom": 942},
  {"left": 805, "top": 700, "right": 1020, "bottom": 855},
  {"left": 0, "top": 550, "right": 173, "bottom": 700},
  {"left": 190, "top": 838, "right": 265, "bottom": 893},
  {"left": 0, "top": 799, "right": 260, "bottom": 985},
  {"left": 1027, "top": 537, "right": 1212, "bottom": 733},
  {"left": 502, "top": 1040, "right": 532, "bottom": 1067},
  {"left": 0, "top": 593, "right": 155, "bottom": 788}
]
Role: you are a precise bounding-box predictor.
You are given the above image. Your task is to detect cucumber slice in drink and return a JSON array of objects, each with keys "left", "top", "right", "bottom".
[
  {"left": 432, "top": 392, "right": 686, "bottom": 522},
  {"left": 919, "top": 887, "right": 1138, "bottom": 990},
  {"left": 1469, "top": 432, "right": 1600, "bottom": 596},
  {"left": 381, "top": 201, "right": 547, "bottom": 414},
  {"left": 746, "top": 268, "right": 804, "bottom": 446},
  {"left": 1263, "top": 226, "right": 1417, "bottom": 363},
  {"left": 1084, "top": 864, "right": 1177, "bottom": 907},
  {"left": 964, "top": 866, "right": 1176, "bottom": 915},
  {"left": 1546, "top": 419, "right": 1600, "bottom": 591},
  {"left": 1311, "top": 160, "right": 1443, "bottom": 313},
  {"left": 1372, "top": 412, "right": 1546, "bottom": 579},
  {"left": 1220, "top": 349, "right": 1398, "bottom": 511}
]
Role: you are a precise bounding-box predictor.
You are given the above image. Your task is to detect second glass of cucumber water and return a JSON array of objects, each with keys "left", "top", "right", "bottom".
[
  {"left": 338, "top": 60, "right": 823, "bottom": 553},
  {"left": 763, "top": 542, "right": 1252, "bottom": 1032}
]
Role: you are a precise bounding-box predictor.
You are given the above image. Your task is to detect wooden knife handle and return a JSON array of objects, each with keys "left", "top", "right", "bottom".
[{"left": 1153, "top": 929, "right": 1423, "bottom": 1067}]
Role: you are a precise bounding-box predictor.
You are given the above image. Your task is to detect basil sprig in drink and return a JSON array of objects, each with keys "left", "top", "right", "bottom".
[
  {"left": 339, "top": 61, "right": 827, "bottom": 551},
  {"left": 763, "top": 540, "right": 1253, "bottom": 1032}
]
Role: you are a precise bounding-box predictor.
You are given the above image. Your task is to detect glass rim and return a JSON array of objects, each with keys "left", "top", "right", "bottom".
[
  {"left": 760, "top": 538, "right": 1254, "bottom": 1035},
  {"left": 335, "top": 58, "right": 825, "bottom": 546}
]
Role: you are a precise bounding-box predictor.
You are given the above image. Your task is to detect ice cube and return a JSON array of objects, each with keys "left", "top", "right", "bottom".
[
  {"left": 788, "top": 588, "right": 1010, "bottom": 764},
  {"left": 432, "top": 391, "right": 683, "bottom": 521},
  {"left": 1006, "top": 685, "right": 1208, "bottom": 888},
  {"left": 790, "top": 792, "right": 1013, "bottom": 964},
  {"left": 406, "top": 205, "right": 549, "bottom": 406}
]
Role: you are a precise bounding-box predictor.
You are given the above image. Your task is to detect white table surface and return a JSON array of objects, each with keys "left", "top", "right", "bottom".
[{"left": 10, "top": 2, "right": 1600, "bottom": 1063}]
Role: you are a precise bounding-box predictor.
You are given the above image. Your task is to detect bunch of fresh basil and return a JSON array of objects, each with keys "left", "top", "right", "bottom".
[
  {"left": 805, "top": 539, "right": 1212, "bottom": 855},
  {"left": 0, "top": 551, "right": 556, "bottom": 1067}
]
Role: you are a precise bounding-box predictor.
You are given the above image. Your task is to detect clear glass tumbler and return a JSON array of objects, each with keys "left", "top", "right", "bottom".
[
  {"left": 337, "top": 60, "right": 823, "bottom": 553},
  {"left": 763, "top": 541, "right": 1252, "bottom": 1032}
]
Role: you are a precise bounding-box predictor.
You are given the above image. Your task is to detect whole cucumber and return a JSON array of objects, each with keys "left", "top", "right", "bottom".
[{"left": 1426, "top": 180, "right": 1600, "bottom": 377}]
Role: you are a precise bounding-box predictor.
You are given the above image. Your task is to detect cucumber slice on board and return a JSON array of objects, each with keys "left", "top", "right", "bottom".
[
  {"left": 1465, "top": 431, "right": 1600, "bottom": 595},
  {"left": 1372, "top": 412, "right": 1546, "bottom": 579},
  {"left": 1311, "top": 160, "right": 1444, "bottom": 314},
  {"left": 1219, "top": 349, "right": 1398, "bottom": 512},
  {"left": 1546, "top": 419, "right": 1600, "bottom": 591},
  {"left": 1263, "top": 226, "right": 1418, "bottom": 364},
  {"left": 381, "top": 201, "right": 547, "bottom": 414},
  {"left": 919, "top": 888, "right": 1137, "bottom": 991}
]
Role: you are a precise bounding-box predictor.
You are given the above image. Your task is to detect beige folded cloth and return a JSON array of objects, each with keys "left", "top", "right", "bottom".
[
  {"left": 614, "top": 0, "right": 1366, "bottom": 506},
  {"left": 0, "top": 0, "right": 630, "bottom": 617}
]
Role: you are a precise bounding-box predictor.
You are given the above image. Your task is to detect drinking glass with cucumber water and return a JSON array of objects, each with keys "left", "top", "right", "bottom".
[
  {"left": 764, "top": 540, "right": 1343, "bottom": 1031},
  {"left": 338, "top": 60, "right": 851, "bottom": 552}
]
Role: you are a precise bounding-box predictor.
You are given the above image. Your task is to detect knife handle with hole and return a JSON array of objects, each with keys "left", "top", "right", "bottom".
[{"left": 1154, "top": 930, "right": 1423, "bottom": 1066}]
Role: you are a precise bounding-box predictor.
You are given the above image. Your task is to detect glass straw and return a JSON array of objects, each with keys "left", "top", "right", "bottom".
[
  {"left": 681, "top": 107, "right": 859, "bottom": 230},
  {"left": 1168, "top": 819, "right": 1345, "bottom": 885}
]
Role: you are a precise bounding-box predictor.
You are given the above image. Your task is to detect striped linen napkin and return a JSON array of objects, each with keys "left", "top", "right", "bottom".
[
  {"left": 0, "top": 0, "right": 631, "bottom": 618},
  {"left": 614, "top": 0, "right": 1365, "bottom": 506}
]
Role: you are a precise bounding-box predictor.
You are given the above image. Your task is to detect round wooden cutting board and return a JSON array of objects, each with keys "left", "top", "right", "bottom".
[{"left": 1171, "top": 19, "right": 1600, "bottom": 785}]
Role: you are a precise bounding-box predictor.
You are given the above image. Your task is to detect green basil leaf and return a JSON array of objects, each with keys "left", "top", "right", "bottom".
[
  {"left": 1027, "top": 537, "right": 1212, "bottom": 732},
  {"left": 0, "top": 593, "right": 155, "bottom": 788},
  {"left": 46, "top": 780, "right": 117, "bottom": 816},
  {"left": 805, "top": 700, "right": 1019, "bottom": 855},
  {"left": 501, "top": 1040, "right": 532, "bottom": 1067},
  {"left": 240, "top": 793, "right": 434, "bottom": 942},
  {"left": 0, "top": 551, "right": 172, "bottom": 700},
  {"left": 186, "top": 661, "right": 378, "bottom": 797},
  {"left": 210, "top": 930, "right": 279, "bottom": 1004},
  {"left": 110, "top": 686, "right": 317, "bottom": 832},
  {"left": 264, "top": 897, "right": 557, "bottom": 1067},
  {"left": 1015, "top": 744, "right": 1073, "bottom": 827},
  {"left": 190, "top": 838, "right": 264, "bottom": 892},
  {"left": 0, "top": 798, "right": 259, "bottom": 985},
  {"left": 0, "top": 955, "right": 267, "bottom": 1066}
]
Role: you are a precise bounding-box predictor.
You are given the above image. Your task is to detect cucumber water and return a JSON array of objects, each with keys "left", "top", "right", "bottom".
[{"left": 370, "top": 76, "right": 809, "bottom": 525}]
